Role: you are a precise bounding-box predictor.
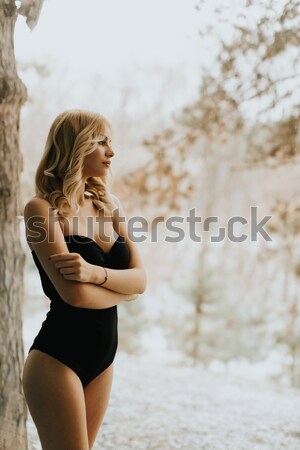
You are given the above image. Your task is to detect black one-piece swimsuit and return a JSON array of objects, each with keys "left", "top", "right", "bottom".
[{"left": 28, "top": 234, "right": 130, "bottom": 388}]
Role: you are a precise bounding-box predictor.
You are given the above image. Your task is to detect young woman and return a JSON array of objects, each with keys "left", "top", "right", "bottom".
[{"left": 22, "top": 109, "right": 147, "bottom": 450}]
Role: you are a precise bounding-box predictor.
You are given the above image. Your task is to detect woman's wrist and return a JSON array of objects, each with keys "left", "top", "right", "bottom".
[
  {"left": 99, "top": 266, "right": 108, "bottom": 286},
  {"left": 92, "top": 266, "right": 109, "bottom": 285}
]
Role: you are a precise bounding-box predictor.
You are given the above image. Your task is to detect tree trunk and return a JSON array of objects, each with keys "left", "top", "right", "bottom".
[{"left": 0, "top": 1, "right": 28, "bottom": 448}]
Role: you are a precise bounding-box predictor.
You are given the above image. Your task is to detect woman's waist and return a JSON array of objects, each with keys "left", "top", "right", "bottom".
[{"left": 48, "top": 296, "right": 117, "bottom": 322}]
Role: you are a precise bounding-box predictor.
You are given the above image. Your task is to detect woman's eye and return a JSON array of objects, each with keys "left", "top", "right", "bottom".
[{"left": 98, "top": 140, "right": 106, "bottom": 145}]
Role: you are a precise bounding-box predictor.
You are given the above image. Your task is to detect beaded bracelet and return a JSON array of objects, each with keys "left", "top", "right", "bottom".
[{"left": 99, "top": 266, "right": 108, "bottom": 286}]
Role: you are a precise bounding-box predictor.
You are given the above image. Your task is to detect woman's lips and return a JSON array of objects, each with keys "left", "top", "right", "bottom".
[{"left": 103, "top": 162, "right": 111, "bottom": 167}]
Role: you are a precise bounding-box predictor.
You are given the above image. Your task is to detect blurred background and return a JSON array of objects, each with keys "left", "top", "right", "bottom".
[{"left": 15, "top": 0, "right": 300, "bottom": 447}]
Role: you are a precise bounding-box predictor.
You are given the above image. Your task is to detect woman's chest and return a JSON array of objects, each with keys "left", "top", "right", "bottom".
[
  {"left": 59, "top": 203, "right": 118, "bottom": 253},
  {"left": 64, "top": 235, "right": 131, "bottom": 270}
]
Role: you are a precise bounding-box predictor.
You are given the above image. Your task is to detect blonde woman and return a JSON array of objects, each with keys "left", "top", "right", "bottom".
[{"left": 22, "top": 109, "right": 147, "bottom": 450}]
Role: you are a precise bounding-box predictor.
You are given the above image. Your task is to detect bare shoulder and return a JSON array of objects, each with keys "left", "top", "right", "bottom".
[
  {"left": 108, "top": 193, "right": 124, "bottom": 216},
  {"left": 109, "top": 193, "right": 122, "bottom": 208},
  {"left": 23, "top": 196, "right": 60, "bottom": 252},
  {"left": 109, "top": 194, "right": 144, "bottom": 271},
  {"left": 24, "top": 195, "right": 50, "bottom": 213},
  {"left": 23, "top": 196, "right": 57, "bottom": 221},
  {"left": 109, "top": 193, "right": 127, "bottom": 227}
]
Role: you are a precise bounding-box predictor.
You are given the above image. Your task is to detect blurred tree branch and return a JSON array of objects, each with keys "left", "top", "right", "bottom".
[
  {"left": 116, "top": 0, "right": 300, "bottom": 211},
  {"left": 17, "top": 0, "right": 44, "bottom": 30},
  {"left": 187, "top": 0, "right": 300, "bottom": 163}
]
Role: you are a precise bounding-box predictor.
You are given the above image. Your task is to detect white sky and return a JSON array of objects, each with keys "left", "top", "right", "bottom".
[
  {"left": 14, "top": 0, "right": 213, "bottom": 128},
  {"left": 15, "top": 0, "right": 203, "bottom": 78},
  {"left": 15, "top": 1, "right": 294, "bottom": 125}
]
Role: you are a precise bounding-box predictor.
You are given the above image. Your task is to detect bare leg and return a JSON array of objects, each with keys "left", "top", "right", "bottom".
[
  {"left": 22, "top": 349, "right": 89, "bottom": 450},
  {"left": 84, "top": 363, "right": 114, "bottom": 448}
]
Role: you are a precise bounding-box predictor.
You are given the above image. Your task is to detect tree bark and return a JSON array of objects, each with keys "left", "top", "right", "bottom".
[{"left": 0, "top": 1, "right": 28, "bottom": 448}]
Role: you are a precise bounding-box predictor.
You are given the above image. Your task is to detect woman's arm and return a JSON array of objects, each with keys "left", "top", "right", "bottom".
[
  {"left": 73, "top": 282, "right": 139, "bottom": 308},
  {"left": 90, "top": 267, "right": 146, "bottom": 295},
  {"left": 24, "top": 197, "right": 138, "bottom": 309},
  {"left": 50, "top": 194, "right": 148, "bottom": 295}
]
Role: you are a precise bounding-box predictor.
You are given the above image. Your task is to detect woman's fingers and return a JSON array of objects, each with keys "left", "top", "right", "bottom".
[
  {"left": 59, "top": 267, "right": 76, "bottom": 274},
  {"left": 48, "top": 252, "right": 79, "bottom": 261},
  {"left": 54, "top": 261, "right": 79, "bottom": 268},
  {"left": 62, "top": 274, "right": 79, "bottom": 281},
  {"left": 48, "top": 253, "right": 81, "bottom": 269},
  {"left": 125, "top": 294, "right": 139, "bottom": 301},
  {"left": 48, "top": 252, "right": 92, "bottom": 283}
]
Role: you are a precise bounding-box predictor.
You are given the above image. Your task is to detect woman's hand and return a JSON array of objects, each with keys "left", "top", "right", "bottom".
[
  {"left": 124, "top": 294, "right": 140, "bottom": 302},
  {"left": 48, "top": 252, "right": 102, "bottom": 284}
]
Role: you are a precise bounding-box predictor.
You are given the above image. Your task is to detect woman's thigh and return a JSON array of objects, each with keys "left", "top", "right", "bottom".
[
  {"left": 84, "top": 363, "right": 114, "bottom": 448},
  {"left": 22, "top": 349, "right": 89, "bottom": 450}
]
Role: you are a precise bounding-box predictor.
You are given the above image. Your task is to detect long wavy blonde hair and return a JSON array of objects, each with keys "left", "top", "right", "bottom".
[{"left": 35, "top": 109, "right": 117, "bottom": 217}]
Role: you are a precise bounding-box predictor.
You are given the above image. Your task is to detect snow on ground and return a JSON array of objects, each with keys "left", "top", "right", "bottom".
[{"left": 23, "top": 308, "right": 300, "bottom": 450}]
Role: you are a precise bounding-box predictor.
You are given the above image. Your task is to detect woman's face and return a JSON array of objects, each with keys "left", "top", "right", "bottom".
[{"left": 82, "top": 125, "right": 114, "bottom": 179}]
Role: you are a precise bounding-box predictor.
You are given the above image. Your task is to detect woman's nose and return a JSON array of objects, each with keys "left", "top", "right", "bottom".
[{"left": 107, "top": 145, "right": 115, "bottom": 157}]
